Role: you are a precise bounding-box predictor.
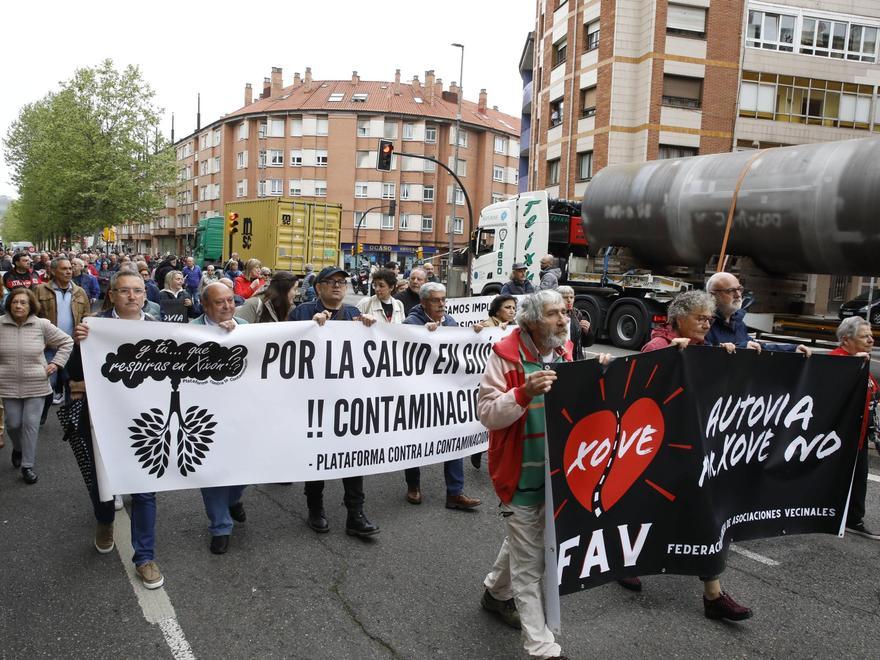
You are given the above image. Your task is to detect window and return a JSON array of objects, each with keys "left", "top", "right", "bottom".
[
  {"left": 401, "top": 183, "right": 413, "bottom": 200},
  {"left": 424, "top": 159, "right": 436, "bottom": 172},
  {"left": 738, "top": 80, "right": 775, "bottom": 117},
  {"left": 667, "top": 4, "right": 706, "bottom": 38},
  {"left": 290, "top": 116, "right": 303, "bottom": 136},
  {"left": 847, "top": 25, "right": 879, "bottom": 62},
  {"left": 258, "top": 150, "right": 267, "bottom": 167},
  {"left": 315, "top": 182, "right": 327, "bottom": 197},
  {"left": 492, "top": 193, "right": 505, "bottom": 204},
  {"left": 382, "top": 183, "right": 396, "bottom": 199},
  {"left": 357, "top": 119, "right": 370, "bottom": 137},
  {"left": 552, "top": 37, "right": 567, "bottom": 68},
  {"left": 383, "top": 122, "right": 397, "bottom": 139},
  {"left": 289, "top": 180, "right": 302, "bottom": 196},
  {"left": 352, "top": 93, "right": 368, "bottom": 102},
  {"left": 662, "top": 75, "right": 702, "bottom": 109},
  {"left": 400, "top": 214, "right": 417, "bottom": 231},
  {"left": 269, "top": 179, "right": 283, "bottom": 196},
  {"left": 316, "top": 115, "right": 328, "bottom": 135},
  {"left": 199, "top": 185, "right": 207, "bottom": 201},
  {"left": 581, "top": 86, "right": 597, "bottom": 117},
  {"left": 199, "top": 134, "right": 208, "bottom": 150},
  {"left": 236, "top": 180, "right": 247, "bottom": 197},
  {"left": 453, "top": 187, "right": 465, "bottom": 205},
  {"left": 747, "top": 10, "right": 796, "bottom": 52},
  {"left": 328, "top": 92, "right": 344, "bottom": 102},
  {"left": 425, "top": 125, "right": 437, "bottom": 143},
  {"left": 269, "top": 149, "right": 284, "bottom": 166},
  {"left": 212, "top": 157, "right": 220, "bottom": 173},
  {"left": 355, "top": 183, "right": 368, "bottom": 198},
  {"left": 577, "top": 151, "right": 593, "bottom": 181},
  {"left": 456, "top": 129, "right": 468, "bottom": 147},
  {"left": 401, "top": 156, "right": 421, "bottom": 171},
  {"left": 421, "top": 216, "right": 433, "bottom": 232},
  {"left": 290, "top": 150, "right": 302, "bottom": 166},
  {"left": 403, "top": 123, "right": 416, "bottom": 140},
  {"left": 423, "top": 185, "right": 434, "bottom": 202},
  {"left": 381, "top": 214, "right": 394, "bottom": 230},
  {"left": 212, "top": 130, "right": 221, "bottom": 147},
  {"left": 658, "top": 145, "right": 698, "bottom": 160},
  {"left": 585, "top": 21, "right": 600, "bottom": 51},
  {"left": 493, "top": 165, "right": 505, "bottom": 183},
  {"left": 354, "top": 212, "right": 367, "bottom": 229},
  {"left": 268, "top": 119, "right": 285, "bottom": 137},
  {"left": 800, "top": 17, "right": 877, "bottom": 62},
  {"left": 238, "top": 121, "right": 249, "bottom": 140},
  {"left": 494, "top": 136, "right": 508, "bottom": 153},
  {"left": 199, "top": 160, "right": 208, "bottom": 176},
  {"left": 550, "top": 98, "right": 564, "bottom": 126},
  {"left": 356, "top": 151, "right": 371, "bottom": 167},
  {"left": 449, "top": 158, "right": 466, "bottom": 177},
  {"left": 258, "top": 180, "right": 266, "bottom": 196},
  {"left": 316, "top": 150, "right": 328, "bottom": 167},
  {"left": 446, "top": 217, "right": 464, "bottom": 234},
  {"left": 547, "top": 159, "right": 560, "bottom": 186}
]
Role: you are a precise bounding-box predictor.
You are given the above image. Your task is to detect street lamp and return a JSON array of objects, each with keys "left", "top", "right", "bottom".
[{"left": 450, "top": 42, "right": 464, "bottom": 286}]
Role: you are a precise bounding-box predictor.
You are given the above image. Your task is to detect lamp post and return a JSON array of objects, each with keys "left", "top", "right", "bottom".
[{"left": 450, "top": 42, "right": 464, "bottom": 285}]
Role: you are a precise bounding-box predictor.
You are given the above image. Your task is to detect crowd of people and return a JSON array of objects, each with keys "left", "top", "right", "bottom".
[{"left": 1, "top": 247, "right": 877, "bottom": 660}]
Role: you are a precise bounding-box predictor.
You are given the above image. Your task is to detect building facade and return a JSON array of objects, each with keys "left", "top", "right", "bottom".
[
  {"left": 119, "top": 68, "right": 520, "bottom": 273},
  {"left": 525, "top": 0, "right": 880, "bottom": 312}
]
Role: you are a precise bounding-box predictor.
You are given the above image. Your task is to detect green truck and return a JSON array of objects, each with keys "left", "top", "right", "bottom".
[{"left": 192, "top": 216, "right": 225, "bottom": 266}]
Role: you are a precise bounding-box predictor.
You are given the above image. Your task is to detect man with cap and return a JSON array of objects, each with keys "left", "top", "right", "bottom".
[
  {"left": 500, "top": 264, "right": 536, "bottom": 296},
  {"left": 289, "top": 266, "right": 380, "bottom": 538}
]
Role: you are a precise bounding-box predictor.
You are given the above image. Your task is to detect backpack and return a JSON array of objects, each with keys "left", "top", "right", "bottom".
[{"left": 301, "top": 272, "right": 316, "bottom": 302}]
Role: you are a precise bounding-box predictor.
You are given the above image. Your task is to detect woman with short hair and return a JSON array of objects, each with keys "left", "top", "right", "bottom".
[
  {"left": 557, "top": 286, "right": 595, "bottom": 360},
  {"left": 357, "top": 269, "right": 405, "bottom": 324},
  {"left": 234, "top": 259, "right": 265, "bottom": 300},
  {"left": 480, "top": 295, "right": 517, "bottom": 330}
]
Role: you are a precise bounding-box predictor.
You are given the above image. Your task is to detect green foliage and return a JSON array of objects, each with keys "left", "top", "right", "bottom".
[
  {"left": 4, "top": 59, "right": 175, "bottom": 244},
  {"left": 0, "top": 199, "right": 30, "bottom": 242}
]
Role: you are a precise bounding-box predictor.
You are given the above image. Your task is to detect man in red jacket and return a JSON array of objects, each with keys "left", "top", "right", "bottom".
[{"left": 477, "top": 290, "right": 609, "bottom": 660}]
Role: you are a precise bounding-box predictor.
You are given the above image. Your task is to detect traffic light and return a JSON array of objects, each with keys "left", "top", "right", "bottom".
[
  {"left": 387, "top": 200, "right": 397, "bottom": 216},
  {"left": 228, "top": 212, "right": 240, "bottom": 234},
  {"left": 377, "top": 139, "right": 394, "bottom": 171},
  {"left": 357, "top": 243, "right": 364, "bottom": 254},
  {"left": 416, "top": 246, "right": 424, "bottom": 260}
]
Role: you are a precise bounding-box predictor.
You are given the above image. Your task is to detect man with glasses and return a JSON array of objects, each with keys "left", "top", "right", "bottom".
[
  {"left": 402, "top": 282, "right": 482, "bottom": 510},
  {"left": 705, "top": 272, "right": 811, "bottom": 356},
  {"left": 70, "top": 271, "right": 164, "bottom": 589},
  {"left": 290, "top": 267, "right": 381, "bottom": 538}
]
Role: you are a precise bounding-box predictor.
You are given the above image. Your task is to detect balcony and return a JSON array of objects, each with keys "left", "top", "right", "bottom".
[
  {"left": 522, "top": 80, "right": 533, "bottom": 114},
  {"left": 520, "top": 126, "right": 531, "bottom": 155}
]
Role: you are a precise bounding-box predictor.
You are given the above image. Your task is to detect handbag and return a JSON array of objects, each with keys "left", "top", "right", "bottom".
[{"left": 56, "top": 399, "right": 96, "bottom": 490}]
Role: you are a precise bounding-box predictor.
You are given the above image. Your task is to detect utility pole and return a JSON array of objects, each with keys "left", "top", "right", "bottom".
[{"left": 450, "top": 43, "right": 464, "bottom": 284}]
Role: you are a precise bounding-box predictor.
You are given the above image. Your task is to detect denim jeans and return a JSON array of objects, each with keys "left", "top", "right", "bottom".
[
  {"left": 88, "top": 485, "right": 157, "bottom": 566},
  {"left": 200, "top": 485, "right": 247, "bottom": 536},
  {"left": 404, "top": 458, "right": 464, "bottom": 496}
]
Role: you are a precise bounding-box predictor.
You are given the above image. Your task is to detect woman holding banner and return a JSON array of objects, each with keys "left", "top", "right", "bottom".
[
  {"left": 629, "top": 290, "right": 752, "bottom": 621},
  {"left": 480, "top": 294, "right": 517, "bottom": 330},
  {"left": 357, "top": 268, "right": 405, "bottom": 324},
  {"left": 233, "top": 259, "right": 266, "bottom": 301},
  {"left": 159, "top": 270, "right": 196, "bottom": 320}
]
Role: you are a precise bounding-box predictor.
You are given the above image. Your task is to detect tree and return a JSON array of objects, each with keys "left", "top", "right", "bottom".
[
  {"left": 4, "top": 59, "right": 175, "bottom": 246},
  {"left": 0, "top": 199, "right": 29, "bottom": 243}
]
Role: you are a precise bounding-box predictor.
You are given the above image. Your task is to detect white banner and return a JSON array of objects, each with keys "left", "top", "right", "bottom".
[
  {"left": 443, "top": 294, "right": 499, "bottom": 327},
  {"left": 82, "top": 317, "right": 505, "bottom": 496}
]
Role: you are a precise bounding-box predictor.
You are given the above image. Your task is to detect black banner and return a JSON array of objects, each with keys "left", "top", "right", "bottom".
[
  {"left": 546, "top": 348, "right": 867, "bottom": 595},
  {"left": 159, "top": 299, "right": 187, "bottom": 323}
]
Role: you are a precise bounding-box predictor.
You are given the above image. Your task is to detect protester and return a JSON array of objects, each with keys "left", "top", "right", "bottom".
[
  {"left": 218, "top": 277, "right": 246, "bottom": 306},
  {"left": 423, "top": 262, "right": 439, "bottom": 283},
  {"left": 200, "top": 264, "right": 220, "bottom": 293},
  {"left": 182, "top": 257, "right": 202, "bottom": 304},
  {"left": 237, "top": 271, "right": 298, "bottom": 324},
  {"left": 557, "top": 286, "right": 595, "bottom": 361},
  {"left": 69, "top": 271, "right": 164, "bottom": 588},
  {"left": 705, "top": 272, "right": 811, "bottom": 355},
  {"left": 395, "top": 267, "right": 426, "bottom": 315},
  {"left": 152, "top": 255, "right": 179, "bottom": 295},
  {"left": 634, "top": 289, "right": 752, "bottom": 620},
  {"left": 190, "top": 282, "right": 249, "bottom": 554},
  {"left": 159, "top": 271, "right": 196, "bottom": 319},
  {"left": 830, "top": 316, "right": 879, "bottom": 540},
  {"left": 357, "top": 268, "right": 405, "bottom": 323},
  {"left": 403, "top": 282, "right": 482, "bottom": 509},
  {"left": 137, "top": 262, "right": 161, "bottom": 304},
  {"left": 3, "top": 252, "right": 41, "bottom": 290},
  {"left": 0, "top": 288, "right": 73, "bottom": 484},
  {"left": 480, "top": 295, "right": 517, "bottom": 330},
  {"left": 290, "top": 267, "right": 380, "bottom": 538},
  {"left": 234, "top": 259, "right": 266, "bottom": 301},
  {"left": 224, "top": 258, "right": 242, "bottom": 282},
  {"left": 300, "top": 264, "right": 317, "bottom": 303},
  {"left": 500, "top": 264, "right": 535, "bottom": 296},
  {"left": 478, "top": 290, "right": 607, "bottom": 659},
  {"left": 71, "top": 258, "right": 100, "bottom": 305},
  {"left": 539, "top": 255, "right": 561, "bottom": 290}
]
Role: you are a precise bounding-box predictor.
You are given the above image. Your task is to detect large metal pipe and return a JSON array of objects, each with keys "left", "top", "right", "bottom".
[{"left": 582, "top": 137, "right": 880, "bottom": 275}]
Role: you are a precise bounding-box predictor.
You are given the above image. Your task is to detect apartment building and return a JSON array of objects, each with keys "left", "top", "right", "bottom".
[
  {"left": 120, "top": 68, "right": 520, "bottom": 272},
  {"left": 525, "top": 0, "right": 880, "bottom": 312}
]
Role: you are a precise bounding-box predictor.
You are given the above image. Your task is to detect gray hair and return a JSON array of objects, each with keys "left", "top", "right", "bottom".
[
  {"left": 109, "top": 270, "right": 144, "bottom": 289},
  {"left": 50, "top": 256, "right": 71, "bottom": 270},
  {"left": 705, "top": 272, "right": 733, "bottom": 293},
  {"left": 668, "top": 290, "right": 715, "bottom": 326},
  {"left": 419, "top": 281, "right": 446, "bottom": 300},
  {"left": 71, "top": 258, "right": 85, "bottom": 268},
  {"left": 164, "top": 269, "right": 181, "bottom": 288},
  {"left": 516, "top": 290, "right": 564, "bottom": 330},
  {"left": 837, "top": 315, "right": 870, "bottom": 343},
  {"left": 557, "top": 285, "right": 574, "bottom": 297}
]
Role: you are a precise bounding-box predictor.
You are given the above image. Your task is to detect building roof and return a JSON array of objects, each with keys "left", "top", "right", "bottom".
[{"left": 224, "top": 78, "right": 520, "bottom": 136}]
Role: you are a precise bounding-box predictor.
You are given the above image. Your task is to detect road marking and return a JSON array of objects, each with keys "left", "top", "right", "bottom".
[
  {"left": 730, "top": 544, "right": 780, "bottom": 566},
  {"left": 114, "top": 506, "right": 196, "bottom": 659},
  {"left": 868, "top": 472, "right": 879, "bottom": 483}
]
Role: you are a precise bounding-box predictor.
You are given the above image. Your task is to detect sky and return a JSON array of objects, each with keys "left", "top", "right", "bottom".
[{"left": 0, "top": 0, "right": 535, "bottom": 199}]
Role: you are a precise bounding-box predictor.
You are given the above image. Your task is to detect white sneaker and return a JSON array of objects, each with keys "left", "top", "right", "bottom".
[
  {"left": 114, "top": 495, "right": 124, "bottom": 511},
  {"left": 52, "top": 393, "right": 64, "bottom": 405}
]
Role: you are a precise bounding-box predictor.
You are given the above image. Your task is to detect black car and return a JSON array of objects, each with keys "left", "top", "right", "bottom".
[{"left": 838, "top": 289, "right": 880, "bottom": 325}]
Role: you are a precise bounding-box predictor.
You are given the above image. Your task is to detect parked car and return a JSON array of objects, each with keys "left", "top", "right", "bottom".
[{"left": 838, "top": 289, "right": 880, "bottom": 325}]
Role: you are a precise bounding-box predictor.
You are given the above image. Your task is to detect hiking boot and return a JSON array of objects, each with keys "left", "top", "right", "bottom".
[
  {"left": 307, "top": 509, "right": 329, "bottom": 533},
  {"left": 345, "top": 510, "right": 379, "bottom": 538},
  {"left": 704, "top": 591, "right": 753, "bottom": 621},
  {"left": 136, "top": 561, "right": 165, "bottom": 589},
  {"left": 481, "top": 589, "right": 521, "bottom": 629},
  {"left": 229, "top": 502, "right": 247, "bottom": 523},
  {"left": 95, "top": 522, "right": 115, "bottom": 554}
]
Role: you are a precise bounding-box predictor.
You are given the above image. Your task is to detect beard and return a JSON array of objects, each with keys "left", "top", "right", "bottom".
[
  {"left": 721, "top": 298, "right": 743, "bottom": 316},
  {"left": 535, "top": 325, "right": 567, "bottom": 350}
]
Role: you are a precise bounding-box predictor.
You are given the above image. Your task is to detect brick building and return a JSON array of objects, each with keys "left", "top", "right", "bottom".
[
  {"left": 524, "top": 0, "right": 880, "bottom": 312},
  {"left": 120, "top": 67, "right": 520, "bottom": 273}
]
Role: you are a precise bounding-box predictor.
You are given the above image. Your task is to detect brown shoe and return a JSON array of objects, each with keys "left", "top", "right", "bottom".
[
  {"left": 406, "top": 487, "right": 422, "bottom": 505},
  {"left": 617, "top": 577, "right": 643, "bottom": 592},
  {"left": 135, "top": 561, "right": 165, "bottom": 589},
  {"left": 95, "top": 522, "right": 115, "bottom": 554},
  {"left": 446, "top": 494, "right": 481, "bottom": 510},
  {"left": 704, "top": 591, "right": 753, "bottom": 621}
]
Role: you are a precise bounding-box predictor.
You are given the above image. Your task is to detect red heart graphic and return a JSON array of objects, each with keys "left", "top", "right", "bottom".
[{"left": 563, "top": 397, "right": 664, "bottom": 514}]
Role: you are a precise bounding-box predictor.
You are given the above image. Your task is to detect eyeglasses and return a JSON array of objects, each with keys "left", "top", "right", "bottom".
[
  {"left": 112, "top": 287, "right": 146, "bottom": 296},
  {"left": 692, "top": 315, "right": 714, "bottom": 324},
  {"left": 711, "top": 286, "right": 744, "bottom": 295},
  {"left": 321, "top": 279, "right": 347, "bottom": 287}
]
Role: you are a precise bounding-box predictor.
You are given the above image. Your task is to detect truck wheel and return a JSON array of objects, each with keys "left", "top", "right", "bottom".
[
  {"left": 609, "top": 304, "right": 648, "bottom": 350},
  {"left": 575, "top": 298, "right": 602, "bottom": 331}
]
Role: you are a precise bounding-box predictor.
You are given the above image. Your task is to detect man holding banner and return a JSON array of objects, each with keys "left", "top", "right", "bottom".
[
  {"left": 290, "top": 266, "right": 380, "bottom": 538},
  {"left": 477, "top": 291, "right": 607, "bottom": 660}
]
